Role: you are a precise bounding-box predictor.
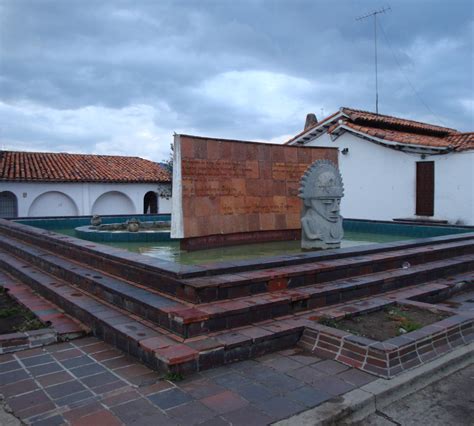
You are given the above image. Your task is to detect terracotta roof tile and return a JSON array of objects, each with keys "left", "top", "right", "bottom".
[
  {"left": 0, "top": 151, "right": 171, "bottom": 183},
  {"left": 341, "top": 107, "right": 457, "bottom": 136},
  {"left": 341, "top": 122, "right": 454, "bottom": 148},
  {"left": 445, "top": 133, "right": 474, "bottom": 151},
  {"left": 288, "top": 107, "right": 472, "bottom": 152}
]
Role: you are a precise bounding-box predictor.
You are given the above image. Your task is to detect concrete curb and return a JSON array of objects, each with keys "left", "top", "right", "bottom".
[{"left": 274, "top": 342, "right": 474, "bottom": 426}]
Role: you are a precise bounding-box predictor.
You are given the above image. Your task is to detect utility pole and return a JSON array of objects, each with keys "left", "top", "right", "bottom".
[{"left": 356, "top": 6, "right": 391, "bottom": 114}]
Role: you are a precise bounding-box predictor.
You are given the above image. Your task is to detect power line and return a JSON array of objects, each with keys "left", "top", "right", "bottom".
[
  {"left": 356, "top": 6, "right": 391, "bottom": 114},
  {"left": 377, "top": 19, "right": 447, "bottom": 126}
]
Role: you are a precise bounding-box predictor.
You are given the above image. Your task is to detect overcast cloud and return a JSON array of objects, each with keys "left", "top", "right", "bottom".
[{"left": 0, "top": 0, "right": 472, "bottom": 162}]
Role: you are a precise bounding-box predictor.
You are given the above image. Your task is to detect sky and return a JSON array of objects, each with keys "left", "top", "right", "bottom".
[{"left": 0, "top": 0, "right": 472, "bottom": 162}]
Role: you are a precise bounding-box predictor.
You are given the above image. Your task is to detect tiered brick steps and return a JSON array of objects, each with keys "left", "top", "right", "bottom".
[
  {"left": 0, "top": 218, "right": 472, "bottom": 376},
  {"left": 0, "top": 270, "right": 87, "bottom": 354}
]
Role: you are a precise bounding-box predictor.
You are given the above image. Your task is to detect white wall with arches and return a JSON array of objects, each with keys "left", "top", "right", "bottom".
[{"left": 0, "top": 181, "right": 172, "bottom": 218}]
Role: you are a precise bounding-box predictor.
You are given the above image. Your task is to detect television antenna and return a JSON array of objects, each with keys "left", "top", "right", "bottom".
[{"left": 356, "top": 6, "right": 391, "bottom": 114}]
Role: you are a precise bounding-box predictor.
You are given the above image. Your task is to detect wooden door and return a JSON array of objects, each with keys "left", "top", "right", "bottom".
[{"left": 416, "top": 162, "right": 434, "bottom": 216}]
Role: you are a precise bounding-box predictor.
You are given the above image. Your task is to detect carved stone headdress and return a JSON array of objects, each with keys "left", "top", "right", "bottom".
[{"left": 299, "top": 159, "right": 344, "bottom": 200}]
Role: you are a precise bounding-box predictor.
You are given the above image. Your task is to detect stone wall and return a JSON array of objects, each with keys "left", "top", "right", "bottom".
[{"left": 171, "top": 134, "right": 338, "bottom": 248}]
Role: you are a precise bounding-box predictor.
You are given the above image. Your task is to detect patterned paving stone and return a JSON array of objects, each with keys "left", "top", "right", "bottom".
[
  {"left": 0, "top": 360, "right": 21, "bottom": 373},
  {"left": 312, "top": 359, "right": 352, "bottom": 375},
  {"left": 138, "top": 380, "right": 174, "bottom": 396},
  {"left": 60, "top": 355, "right": 94, "bottom": 369},
  {"left": 22, "top": 354, "right": 54, "bottom": 367},
  {"left": 198, "top": 416, "right": 230, "bottom": 426},
  {"left": 30, "top": 414, "right": 65, "bottom": 426},
  {"left": 180, "top": 378, "right": 226, "bottom": 400},
  {"left": 93, "top": 379, "right": 129, "bottom": 395},
  {"left": 54, "top": 390, "right": 95, "bottom": 407},
  {"left": 27, "top": 362, "right": 64, "bottom": 377},
  {"left": 256, "top": 371, "right": 303, "bottom": 392},
  {"left": 45, "top": 380, "right": 87, "bottom": 399},
  {"left": 101, "top": 388, "right": 141, "bottom": 407},
  {"left": 0, "top": 379, "right": 39, "bottom": 398},
  {"left": 233, "top": 382, "right": 276, "bottom": 402},
  {"left": 337, "top": 368, "right": 376, "bottom": 386},
  {"left": 16, "top": 400, "right": 56, "bottom": 420},
  {"left": 7, "top": 389, "right": 51, "bottom": 413},
  {"left": 213, "top": 371, "right": 252, "bottom": 391},
  {"left": 81, "top": 371, "right": 118, "bottom": 388},
  {"left": 287, "top": 365, "right": 328, "bottom": 384},
  {"left": 62, "top": 400, "right": 104, "bottom": 422},
  {"left": 200, "top": 390, "right": 249, "bottom": 414},
  {"left": 253, "top": 395, "right": 305, "bottom": 420},
  {"left": 263, "top": 356, "right": 303, "bottom": 372},
  {"left": 0, "top": 369, "right": 29, "bottom": 385},
  {"left": 111, "top": 397, "right": 170, "bottom": 425},
  {"left": 167, "top": 400, "right": 215, "bottom": 425},
  {"left": 51, "top": 348, "right": 83, "bottom": 361},
  {"left": 36, "top": 371, "right": 74, "bottom": 387},
  {"left": 147, "top": 387, "right": 193, "bottom": 410},
  {"left": 285, "top": 385, "right": 332, "bottom": 408},
  {"left": 69, "top": 409, "right": 123, "bottom": 426},
  {"left": 15, "top": 348, "right": 44, "bottom": 359},
  {"left": 311, "top": 375, "right": 357, "bottom": 396},
  {"left": 288, "top": 353, "right": 322, "bottom": 365},
  {"left": 222, "top": 405, "right": 274, "bottom": 426}
]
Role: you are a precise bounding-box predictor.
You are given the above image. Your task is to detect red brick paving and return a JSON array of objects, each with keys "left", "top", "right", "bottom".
[{"left": 0, "top": 337, "right": 377, "bottom": 425}]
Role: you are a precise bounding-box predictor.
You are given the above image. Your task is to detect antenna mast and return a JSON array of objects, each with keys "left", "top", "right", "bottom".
[{"left": 356, "top": 6, "right": 391, "bottom": 114}]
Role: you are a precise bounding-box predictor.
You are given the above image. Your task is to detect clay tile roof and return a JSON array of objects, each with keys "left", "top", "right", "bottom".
[
  {"left": 341, "top": 122, "right": 455, "bottom": 149},
  {"left": 288, "top": 107, "right": 472, "bottom": 152},
  {"left": 445, "top": 133, "right": 474, "bottom": 152},
  {"left": 340, "top": 107, "right": 457, "bottom": 136},
  {"left": 0, "top": 151, "right": 171, "bottom": 183}
]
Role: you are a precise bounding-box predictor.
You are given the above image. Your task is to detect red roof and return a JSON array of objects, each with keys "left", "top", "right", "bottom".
[
  {"left": 0, "top": 151, "right": 171, "bottom": 183},
  {"left": 287, "top": 107, "right": 472, "bottom": 152}
]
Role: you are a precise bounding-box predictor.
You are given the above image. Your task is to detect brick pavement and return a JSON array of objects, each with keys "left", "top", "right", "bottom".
[{"left": 0, "top": 337, "right": 376, "bottom": 425}]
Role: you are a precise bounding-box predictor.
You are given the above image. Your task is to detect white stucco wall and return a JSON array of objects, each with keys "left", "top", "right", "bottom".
[
  {"left": 0, "top": 182, "right": 172, "bottom": 217},
  {"left": 303, "top": 133, "right": 474, "bottom": 225}
]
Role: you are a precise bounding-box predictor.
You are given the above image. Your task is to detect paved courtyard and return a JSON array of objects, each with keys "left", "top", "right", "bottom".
[{"left": 0, "top": 337, "right": 376, "bottom": 425}]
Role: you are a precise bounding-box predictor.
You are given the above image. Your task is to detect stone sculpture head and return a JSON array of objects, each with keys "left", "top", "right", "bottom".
[
  {"left": 299, "top": 159, "right": 344, "bottom": 250},
  {"left": 299, "top": 160, "right": 344, "bottom": 223}
]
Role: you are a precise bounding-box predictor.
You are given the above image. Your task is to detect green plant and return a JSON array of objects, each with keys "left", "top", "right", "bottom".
[
  {"left": 0, "top": 307, "right": 21, "bottom": 318},
  {"left": 319, "top": 318, "right": 339, "bottom": 328},
  {"left": 14, "top": 318, "right": 44, "bottom": 332},
  {"left": 164, "top": 372, "right": 184, "bottom": 382}
]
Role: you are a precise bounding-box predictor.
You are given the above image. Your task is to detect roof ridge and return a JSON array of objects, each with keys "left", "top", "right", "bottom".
[{"left": 340, "top": 107, "right": 458, "bottom": 133}]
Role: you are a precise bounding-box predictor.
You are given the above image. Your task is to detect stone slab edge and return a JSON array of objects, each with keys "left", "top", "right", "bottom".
[{"left": 274, "top": 341, "right": 474, "bottom": 426}]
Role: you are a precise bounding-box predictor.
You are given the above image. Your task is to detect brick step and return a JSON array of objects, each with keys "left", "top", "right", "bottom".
[
  {"left": 295, "top": 274, "right": 474, "bottom": 377},
  {"left": 1, "top": 219, "right": 473, "bottom": 305},
  {"left": 180, "top": 239, "right": 474, "bottom": 302},
  {"left": 0, "top": 252, "right": 304, "bottom": 375},
  {"left": 0, "top": 236, "right": 191, "bottom": 335},
  {"left": 167, "top": 255, "right": 474, "bottom": 337}
]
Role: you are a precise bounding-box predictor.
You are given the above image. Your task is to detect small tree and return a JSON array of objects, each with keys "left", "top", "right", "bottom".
[{"left": 162, "top": 142, "right": 173, "bottom": 175}]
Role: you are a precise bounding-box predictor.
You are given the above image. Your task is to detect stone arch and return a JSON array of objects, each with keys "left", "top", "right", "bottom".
[
  {"left": 0, "top": 191, "right": 18, "bottom": 218},
  {"left": 28, "top": 191, "right": 79, "bottom": 217},
  {"left": 143, "top": 191, "right": 158, "bottom": 214},
  {"left": 91, "top": 191, "right": 136, "bottom": 215}
]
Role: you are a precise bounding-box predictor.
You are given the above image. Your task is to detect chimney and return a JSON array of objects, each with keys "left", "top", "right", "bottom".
[{"left": 304, "top": 113, "right": 318, "bottom": 130}]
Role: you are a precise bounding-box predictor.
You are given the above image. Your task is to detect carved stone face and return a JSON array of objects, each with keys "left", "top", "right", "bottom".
[{"left": 310, "top": 197, "right": 341, "bottom": 223}]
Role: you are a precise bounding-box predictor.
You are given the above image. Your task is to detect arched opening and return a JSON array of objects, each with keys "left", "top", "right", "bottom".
[
  {"left": 28, "top": 191, "right": 79, "bottom": 217},
  {"left": 0, "top": 191, "right": 18, "bottom": 218},
  {"left": 91, "top": 191, "right": 135, "bottom": 215},
  {"left": 143, "top": 191, "right": 158, "bottom": 214}
]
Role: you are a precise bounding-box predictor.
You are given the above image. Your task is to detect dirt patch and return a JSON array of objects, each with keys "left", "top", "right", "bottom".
[
  {"left": 320, "top": 304, "right": 451, "bottom": 341},
  {"left": 0, "top": 287, "right": 44, "bottom": 334}
]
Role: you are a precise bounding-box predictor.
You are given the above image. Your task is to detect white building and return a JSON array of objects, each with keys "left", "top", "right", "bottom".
[
  {"left": 0, "top": 151, "right": 172, "bottom": 218},
  {"left": 287, "top": 108, "right": 474, "bottom": 226}
]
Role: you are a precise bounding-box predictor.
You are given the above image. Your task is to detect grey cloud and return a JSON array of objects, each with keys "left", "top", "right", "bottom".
[{"left": 0, "top": 0, "right": 472, "bottom": 161}]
